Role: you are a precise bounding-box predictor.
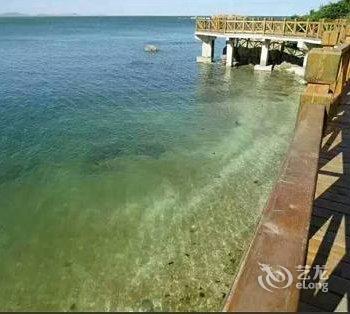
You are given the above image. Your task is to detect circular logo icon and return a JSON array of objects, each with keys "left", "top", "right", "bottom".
[{"left": 258, "top": 263, "right": 293, "bottom": 292}]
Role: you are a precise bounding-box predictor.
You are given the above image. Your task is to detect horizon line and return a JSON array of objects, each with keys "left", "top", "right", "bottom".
[{"left": 0, "top": 13, "right": 294, "bottom": 17}]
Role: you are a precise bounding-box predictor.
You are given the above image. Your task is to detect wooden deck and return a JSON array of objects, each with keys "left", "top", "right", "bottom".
[{"left": 299, "top": 94, "right": 350, "bottom": 312}]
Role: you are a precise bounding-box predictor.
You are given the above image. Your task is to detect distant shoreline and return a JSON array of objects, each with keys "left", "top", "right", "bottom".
[
  {"left": 0, "top": 14, "right": 290, "bottom": 18},
  {"left": 0, "top": 14, "right": 195, "bottom": 17}
]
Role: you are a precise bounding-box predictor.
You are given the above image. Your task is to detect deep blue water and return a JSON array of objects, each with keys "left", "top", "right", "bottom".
[{"left": 0, "top": 17, "right": 303, "bottom": 311}]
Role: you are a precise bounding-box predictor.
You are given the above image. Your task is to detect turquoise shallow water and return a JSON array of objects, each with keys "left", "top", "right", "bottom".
[{"left": 0, "top": 17, "right": 304, "bottom": 311}]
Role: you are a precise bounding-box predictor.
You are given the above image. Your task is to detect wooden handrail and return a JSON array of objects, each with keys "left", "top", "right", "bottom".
[{"left": 196, "top": 16, "right": 350, "bottom": 45}]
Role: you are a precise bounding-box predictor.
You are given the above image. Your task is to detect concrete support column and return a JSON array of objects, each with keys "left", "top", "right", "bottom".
[
  {"left": 280, "top": 42, "right": 285, "bottom": 53},
  {"left": 254, "top": 39, "right": 272, "bottom": 71},
  {"left": 196, "top": 36, "right": 216, "bottom": 63},
  {"left": 260, "top": 39, "right": 270, "bottom": 66},
  {"left": 226, "top": 39, "right": 237, "bottom": 67},
  {"left": 280, "top": 42, "right": 285, "bottom": 63}
]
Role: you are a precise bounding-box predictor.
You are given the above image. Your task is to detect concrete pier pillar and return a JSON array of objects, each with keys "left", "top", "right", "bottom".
[
  {"left": 260, "top": 39, "right": 270, "bottom": 66},
  {"left": 280, "top": 42, "right": 285, "bottom": 53},
  {"left": 196, "top": 35, "right": 216, "bottom": 63},
  {"left": 254, "top": 39, "right": 272, "bottom": 71},
  {"left": 226, "top": 39, "right": 237, "bottom": 67},
  {"left": 280, "top": 42, "right": 285, "bottom": 63}
]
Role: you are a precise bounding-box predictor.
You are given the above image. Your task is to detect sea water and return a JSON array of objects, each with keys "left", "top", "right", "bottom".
[{"left": 0, "top": 17, "right": 304, "bottom": 311}]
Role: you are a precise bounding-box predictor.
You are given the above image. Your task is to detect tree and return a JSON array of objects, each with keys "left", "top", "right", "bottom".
[{"left": 307, "top": 0, "right": 350, "bottom": 20}]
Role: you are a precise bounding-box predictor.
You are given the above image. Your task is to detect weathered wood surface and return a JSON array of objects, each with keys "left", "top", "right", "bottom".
[
  {"left": 301, "top": 43, "right": 350, "bottom": 117},
  {"left": 299, "top": 95, "right": 350, "bottom": 312},
  {"left": 224, "top": 103, "right": 325, "bottom": 312}
]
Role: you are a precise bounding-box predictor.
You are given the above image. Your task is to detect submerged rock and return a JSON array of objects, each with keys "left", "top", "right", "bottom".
[
  {"left": 144, "top": 44, "right": 159, "bottom": 53},
  {"left": 190, "top": 224, "right": 197, "bottom": 233},
  {"left": 140, "top": 299, "right": 154, "bottom": 312},
  {"left": 274, "top": 61, "right": 293, "bottom": 71},
  {"left": 274, "top": 61, "right": 305, "bottom": 77},
  {"left": 0, "top": 161, "right": 39, "bottom": 185},
  {"left": 69, "top": 303, "right": 77, "bottom": 311},
  {"left": 89, "top": 144, "right": 123, "bottom": 164},
  {"left": 136, "top": 143, "right": 166, "bottom": 159}
]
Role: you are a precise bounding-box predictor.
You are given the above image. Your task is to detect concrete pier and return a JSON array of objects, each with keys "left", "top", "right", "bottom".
[
  {"left": 254, "top": 39, "right": 273, "bottom": 71},
  {"left": 260, "top": 39, "right": 270, "bottom": 66},
  {"left": 196, "top": 35, "right": 216, "bottom": 63},
  {"left": 226, "top": 39, "right": 237, "bottom": 67}
]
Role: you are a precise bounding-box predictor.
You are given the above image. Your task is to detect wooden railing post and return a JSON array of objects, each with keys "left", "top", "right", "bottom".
[
  {"left": 339, "top": 19, "right": 347, "bottom": 43},
  {"left": 263, "top": 18, "right": 266, "bottom": 34},
  {"left": 305, "top": 19, "right": 310, "bottom": 37},
  {"left": 293, "top": 19, "right": 297, "bottom": 35},
  {"left": 318, "top": 18, "right": 325, "bottom": 38},
  {"left": 283, "top": 18, "right": 286, "bottom": 35}
]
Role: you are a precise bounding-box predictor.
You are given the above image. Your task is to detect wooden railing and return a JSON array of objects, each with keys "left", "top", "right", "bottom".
[
  {"left": 196, "top": 16, "right": 350, "bottom": 45},
  {"left": 223, "top": 43, "right": 350, "bottom": 312}
]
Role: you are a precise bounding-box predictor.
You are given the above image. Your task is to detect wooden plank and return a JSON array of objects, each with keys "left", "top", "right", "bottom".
[
  {"left": 331, "top": 260, "right": 350, "bottom": 280},
  {"left": 316, "top": 192, "right": 350, "bottom": 207},
  {"left": 313, "top": 206, "right": 350, "bottom": 222},
  {"left": 307, "top": 235, "right": 346, "bottom": 259},
  {"left": 301, "top": 288, "right": 343, "bottom": 312},
  {"left": 328, "top": 274, "right": 350, "bottom": 295},
  {"left": 300, "top": 101, "right": 350, "bottom": 312},
  {"left": 299, "top": 301, "right": 325, "bottom": 312},
  {"left": 224, "top": 104, "right": 325, "bottom": 312}
]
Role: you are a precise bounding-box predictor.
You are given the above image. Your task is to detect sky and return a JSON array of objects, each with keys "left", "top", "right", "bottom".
[{"left": 0, "top": 0, "right": 338, "bottom": 17}]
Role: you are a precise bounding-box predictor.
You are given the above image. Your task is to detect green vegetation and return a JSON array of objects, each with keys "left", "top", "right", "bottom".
[{"left": 293, "top": 0, "right": 350, "bottom": 20}]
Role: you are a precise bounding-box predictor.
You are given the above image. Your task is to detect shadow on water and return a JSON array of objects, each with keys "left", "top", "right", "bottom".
[
  {"left": 231, "top": 41, "right": 304, "bottom": 67},
  {"left": 88, "top": 142, "right": 167, "bottom": 165}
]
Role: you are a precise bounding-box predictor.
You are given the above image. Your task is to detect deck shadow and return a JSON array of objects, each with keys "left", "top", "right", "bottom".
[{"left": 299, "top": 100, "right": 350, "bottom": 312}]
